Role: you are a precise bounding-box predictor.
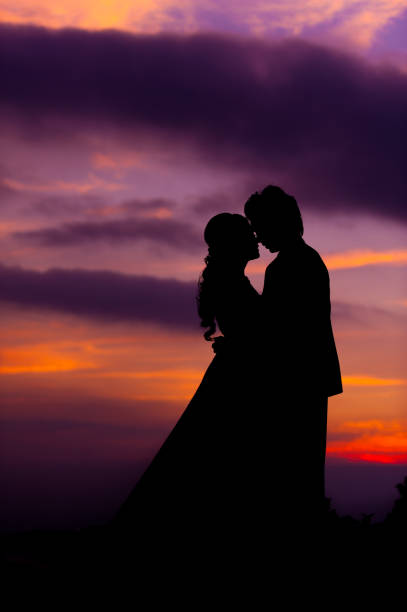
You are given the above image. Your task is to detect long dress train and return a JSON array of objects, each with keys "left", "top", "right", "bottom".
[{"left": 112, "top": 274, "right": 261, "bottom": 542}]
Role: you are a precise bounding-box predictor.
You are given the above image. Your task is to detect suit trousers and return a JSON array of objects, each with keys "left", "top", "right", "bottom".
[{"left": 268, "top": 391, "right": 328, "bottom": 526}]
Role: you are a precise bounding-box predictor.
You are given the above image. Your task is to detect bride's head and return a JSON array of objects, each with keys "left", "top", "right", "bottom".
[
  {"left": 197, "top": 213, "right": 259, "bottom": 340},
  {"left": 203, "top": 212, "right": 259, "bottom": 264}
]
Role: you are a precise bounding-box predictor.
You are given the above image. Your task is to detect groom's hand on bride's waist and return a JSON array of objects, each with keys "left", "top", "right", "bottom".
[{"left": 211, "top": 336, "right": 226, "bottom": 354}]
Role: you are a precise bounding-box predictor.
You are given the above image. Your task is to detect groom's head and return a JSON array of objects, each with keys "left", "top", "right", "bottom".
[{"left": 244, "top": 185, "right": 303, "bottom": 252}]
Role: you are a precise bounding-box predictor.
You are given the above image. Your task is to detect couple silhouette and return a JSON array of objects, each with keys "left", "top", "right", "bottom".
[{"left": 114, "top": 185, "right": 342, "bottom": 545}]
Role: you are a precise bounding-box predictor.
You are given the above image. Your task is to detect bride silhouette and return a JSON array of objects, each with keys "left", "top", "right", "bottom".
[{"left": 113, "top": 213, "right": 262, "bottom": 542}]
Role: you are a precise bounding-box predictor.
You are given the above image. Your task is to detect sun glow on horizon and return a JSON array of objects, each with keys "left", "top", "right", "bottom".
[
  {"left": 328, "top": 417, "right": 407, "bottom": 464},
  {"left": 327, "top": 449, "right": 407, "bottom": 464}
]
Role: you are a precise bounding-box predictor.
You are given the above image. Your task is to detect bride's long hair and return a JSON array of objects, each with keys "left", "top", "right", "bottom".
[{"left": 197, "top": 213, "right": 251, "bottom": 341}]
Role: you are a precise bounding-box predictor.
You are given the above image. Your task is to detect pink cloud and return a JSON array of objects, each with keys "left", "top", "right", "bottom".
[{"left": 3, "top": 174, "right": 126, "bottom": 194}]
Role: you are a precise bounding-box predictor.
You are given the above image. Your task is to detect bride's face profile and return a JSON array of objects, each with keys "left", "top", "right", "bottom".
[
  {"left": 238, "top": 219, "right": 260, "bottom": 261},
  {"left": 204, "top": 213, "right": 259, "bottom": 263}
]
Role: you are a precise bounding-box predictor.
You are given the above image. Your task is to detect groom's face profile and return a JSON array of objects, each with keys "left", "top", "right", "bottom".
[
  {"left": 247, "top": 212, "right": 282, "bottom": 253},
  {"left": 244, "top": 187, "right": 303, "bottom": 253}
]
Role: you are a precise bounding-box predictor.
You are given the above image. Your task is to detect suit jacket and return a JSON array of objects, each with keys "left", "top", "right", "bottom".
[{"left": 262, "top": 237, "right": 342, "bottom": 397}]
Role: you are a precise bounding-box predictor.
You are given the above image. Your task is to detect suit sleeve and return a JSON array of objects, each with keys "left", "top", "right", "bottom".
[{"left": 262, "top": 253, "right": 331, "bottom": 368}]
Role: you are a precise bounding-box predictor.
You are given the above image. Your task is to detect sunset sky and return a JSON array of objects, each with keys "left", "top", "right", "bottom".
[{"left": 1, "top": 1, "right": 407, "bottom": 531}]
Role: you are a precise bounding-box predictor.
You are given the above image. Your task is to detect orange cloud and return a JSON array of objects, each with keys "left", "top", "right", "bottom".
[
  {"left": 91, "top": 153, "right": 117, "bottom": 170},
  {"left": 323, "top": 249, "right": 407, "bottom": 270},
  {"left": 0, "top": 347, "right": 97, "bottom": 374},
  {"left": 3, "top": 174, "right": 125, "bottom": 194},
  {"left": 342, "top": 375, "right": 407, "bottom": 387},
  {"left": 149, "top": 207, "right": 173, "bottom": 219},
  {"left": 0, "top": 221, "right": 21, "bottom": 237},
  {"left": 0, "top": 1, "right": 173, "bottom": 32},
  {"left": 91, "top": 151, "right": 145, "bottom": 174},
  {"left": 86, "top": 202, "right": 173, "bottom": 220},
  {"left": 228, "top": 249, "right": 407, "bottom": 278},
  {"left": 0, "top": 1, "right": 405, "bottom": 49},
  {"left": 85, "top": 368, "right": 203, "bottom": 402},
  {"left": 0, "top": 321, "right": 209, "bottom": 405},
  {"left": 339, "top": 420, "right": 402, "bottom": 432},
  {"left": 332, "top": 1, "right": 407, "bottom": 47},
  {"left": 100, "top": 368, "right": 202, "bottom": 379},
  {"left": 328, "top": 419, "right": 407, "bottom": 464}
]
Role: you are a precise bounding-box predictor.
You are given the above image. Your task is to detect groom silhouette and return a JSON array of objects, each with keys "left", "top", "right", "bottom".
[{"left": 244, "top": 185, "right": 342, "bottom": 524}]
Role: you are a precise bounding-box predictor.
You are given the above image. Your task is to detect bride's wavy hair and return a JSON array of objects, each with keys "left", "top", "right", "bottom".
[{"left": 197, "top": 213, "right": 249, "bottom": 341}]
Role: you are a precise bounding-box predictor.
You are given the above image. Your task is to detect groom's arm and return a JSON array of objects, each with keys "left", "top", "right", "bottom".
[
  {"left": 261, "top": 251, "right": 331, "bottom": 356},
  {"left": 261, "top": 248, "right": 341, "bottom": 394}
]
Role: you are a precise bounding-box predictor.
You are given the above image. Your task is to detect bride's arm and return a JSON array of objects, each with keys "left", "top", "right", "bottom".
[{"left": 211, "top": 336, "right": 226, "bottom": 354}]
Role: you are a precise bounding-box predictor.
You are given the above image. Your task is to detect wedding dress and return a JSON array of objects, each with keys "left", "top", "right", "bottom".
[{"left": 113, "top": 272, "right": 261, "bottom": 539}]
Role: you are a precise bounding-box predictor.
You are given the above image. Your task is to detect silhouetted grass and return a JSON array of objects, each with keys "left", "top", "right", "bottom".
[{"left": 2, "top": 475, "right": 406, "bottom": 586}]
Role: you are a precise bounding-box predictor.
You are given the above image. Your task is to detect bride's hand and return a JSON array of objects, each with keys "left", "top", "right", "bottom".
[{"left": 211, "top": 336, "right": 226, "bottom": 354}]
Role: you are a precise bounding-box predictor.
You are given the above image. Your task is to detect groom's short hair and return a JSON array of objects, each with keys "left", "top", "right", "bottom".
[{"left": 244, "top": 185, "right": 304, "bottom": 236}]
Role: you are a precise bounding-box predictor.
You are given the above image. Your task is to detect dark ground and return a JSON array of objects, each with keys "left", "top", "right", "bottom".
[{"left": 2, "top": 476, "right": 406, "bottom": 598}]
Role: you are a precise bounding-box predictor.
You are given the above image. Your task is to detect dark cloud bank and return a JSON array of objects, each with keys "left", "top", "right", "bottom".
[
  {"left": 12, "top": 216, "right": 202, "bottom": 250},
  {"left": 1, "top": 24, "right": 406, "bottom": 221},
  {"left": 0, "top": 263, "right": 392, "bottom": 330},
  {"left": 10, "top": 194, "right": 227, "bottom": 248},
  {"left": 0, "top": 264, "right": 198, "bottom": 329}
]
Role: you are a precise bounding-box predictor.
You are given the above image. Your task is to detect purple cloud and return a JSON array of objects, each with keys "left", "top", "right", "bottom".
[
  {"left": 332, "top": 300, "right": 406, "bottom": 329},
  {"left": 119, "top": 198, "right": 177, "bottom": 215},
  {"left": 12, "top": 216, "right": 201, "bottom": 250},
  {"left": 24, "top": 194, "right": 104, "bottom": 218},
  {"left": 1, "top": 25, "right": 406, "bottom": 221},
  {"left": 0, "top": 262, "right": 399, "bottom": 333},
  {"left": 0, "top": 178, "right": 18, "bottom": 200},
  {"left": 0, "top": 264, "right": 198, "bottom": 329}
]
